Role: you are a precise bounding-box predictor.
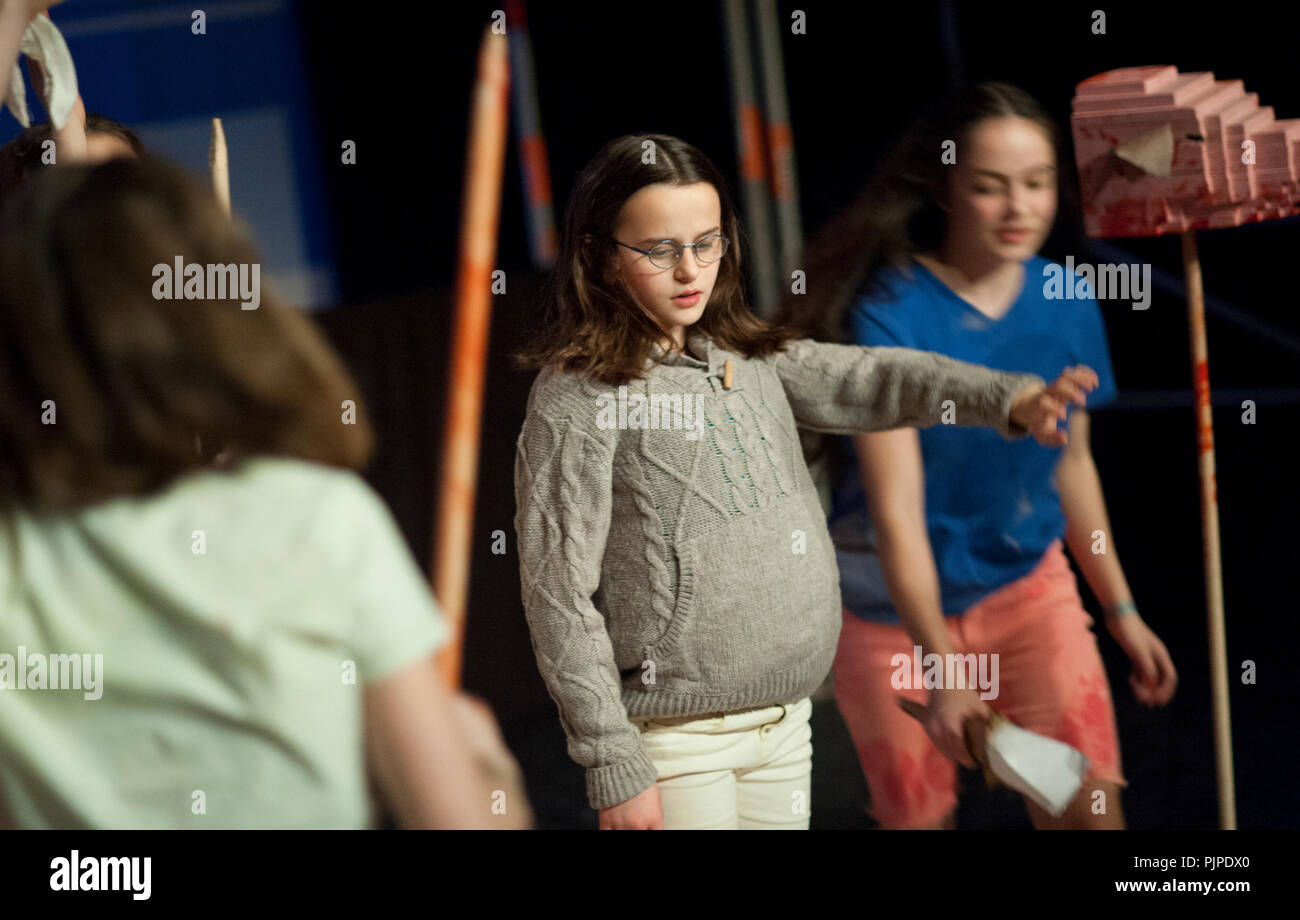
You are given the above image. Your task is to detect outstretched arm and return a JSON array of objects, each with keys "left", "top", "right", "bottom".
[
  {"left": 765, "top": 338, "right": 1041, "bottom": 438},
  {"left": 764, "top": 337, "right": 1094, "bottom": 446}
]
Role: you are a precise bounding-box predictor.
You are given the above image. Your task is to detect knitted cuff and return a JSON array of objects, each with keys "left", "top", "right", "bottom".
[
  {"left": 993, "top": 372, "right": 1047, "bottom": 441},
  {"left": 586, "top": 746, "right": 659, "bottom": 811}
]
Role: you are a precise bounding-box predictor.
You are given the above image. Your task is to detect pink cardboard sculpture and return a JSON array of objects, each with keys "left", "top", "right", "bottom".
[
  {"left": 1069, "top": 64, "right": 1300, "bottom": 828},
  {"left": 1072, "top": 65, "right": 1300, "bottom": 237}
]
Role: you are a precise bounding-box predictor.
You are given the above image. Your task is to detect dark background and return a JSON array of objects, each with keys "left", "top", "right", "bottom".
[{"left": 288, "top": 1, "right": 1299, "bottom": 828}]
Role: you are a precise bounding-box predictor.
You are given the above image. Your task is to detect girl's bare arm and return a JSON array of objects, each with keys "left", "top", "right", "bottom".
[
  {"left": 1055, "top": 410, "right": 1134, "bottom": 610},
  {"left": 364, "top": 654, "right": 534, "bottom": 829},
  {"left": 854, "top": 430, "right": 951, "bottom": 657},
  {"left": 1055, "top": 410, "right": 1177, "bottom": 705},
  {"left": 854, "top": 429, "right": 989, "bottom": 766}
]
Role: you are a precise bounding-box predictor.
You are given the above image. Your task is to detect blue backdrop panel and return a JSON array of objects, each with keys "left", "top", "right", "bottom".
[{"left": 1, "top": 0, "right": 337, "bottom": 308}]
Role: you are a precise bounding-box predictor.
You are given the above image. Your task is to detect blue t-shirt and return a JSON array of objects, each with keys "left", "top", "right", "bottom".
[{"left": 829, "top": 256, "right": 1117, "bottom": 621}]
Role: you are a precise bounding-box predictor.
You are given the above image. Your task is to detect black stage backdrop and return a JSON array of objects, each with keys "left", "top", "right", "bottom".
[{"left": 295, "top": 1, "right": 1300, "bottom": 829}]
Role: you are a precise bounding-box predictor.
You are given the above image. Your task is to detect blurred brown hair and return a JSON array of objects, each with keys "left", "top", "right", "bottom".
[
  {"left": 0, "top": 113, "right": 145, "bottom": 211},
  {"left": 515, "top": 133, "right": 800, "bottom": 386},
  {"left": 0, "top": 157, "right": 373, "bottom": 511}
]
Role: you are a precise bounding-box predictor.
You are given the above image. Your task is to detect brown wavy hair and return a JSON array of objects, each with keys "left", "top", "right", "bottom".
[
  {"left": 776, "top": 81, "right": 1078, "bottom": 344},
  {"left": 515, "top": 133, "right": 800, "bottom": 386},
  {"left": 0, "top": 112, "right": 146, "bottom": 212},
  {"left": 0, "top": 157, "right": 373, "bottom": 511}
]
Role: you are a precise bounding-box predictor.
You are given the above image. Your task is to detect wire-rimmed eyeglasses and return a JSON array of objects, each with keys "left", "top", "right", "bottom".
[{"left": 612, "top": 234, "right": 730, "bottom": 270}]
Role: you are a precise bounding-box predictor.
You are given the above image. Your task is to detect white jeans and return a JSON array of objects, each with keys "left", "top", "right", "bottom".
[{"left": 629, "top": 696, "right": 813, "bottom": 829}]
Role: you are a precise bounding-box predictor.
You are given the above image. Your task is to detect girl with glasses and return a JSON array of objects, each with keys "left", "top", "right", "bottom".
[{"left": 513, "top": 132, "right": 1096, "bottom": 829}]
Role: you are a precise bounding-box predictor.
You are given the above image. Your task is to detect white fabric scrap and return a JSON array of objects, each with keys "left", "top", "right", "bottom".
[
  {"left": 4, "top": 15, "right": 78, "bottom": 129},
  {"left": 984, "top": 718, "right": 1091, "bottom": 817}
]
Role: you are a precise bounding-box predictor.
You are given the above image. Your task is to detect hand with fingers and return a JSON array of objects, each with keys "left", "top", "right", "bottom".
[
  {"left": 922, "top": 687, "right": 992, "bottom": 769},
  {"left": 1010, "top": 365, "right": 1099, "bottom": 447},
  {"left": 1106, "top": 613, "right": 1179, "bottom": 707}
]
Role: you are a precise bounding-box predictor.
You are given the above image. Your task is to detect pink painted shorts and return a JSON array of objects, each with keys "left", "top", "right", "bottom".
[{"left": 832, "top": 539, "right": 1126, "bottom": 828}]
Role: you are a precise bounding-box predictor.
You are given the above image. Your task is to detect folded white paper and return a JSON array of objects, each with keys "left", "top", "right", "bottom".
[{"left": 983, "top": 719, "right": 1091, "bottom": 817}]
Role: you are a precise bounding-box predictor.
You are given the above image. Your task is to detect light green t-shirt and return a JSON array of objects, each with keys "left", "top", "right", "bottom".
[{"left": 0, "top": 457, "right": 448, "bottom": 829}]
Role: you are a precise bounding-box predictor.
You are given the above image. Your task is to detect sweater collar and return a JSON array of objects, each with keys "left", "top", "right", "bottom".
[{"left": 647, "top": 330, "right": 718, "bottom": 372}]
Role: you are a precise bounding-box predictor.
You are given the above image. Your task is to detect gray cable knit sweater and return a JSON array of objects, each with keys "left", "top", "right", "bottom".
[{"left": 513, "top": 330, "right": 1044, "bottom": 810}]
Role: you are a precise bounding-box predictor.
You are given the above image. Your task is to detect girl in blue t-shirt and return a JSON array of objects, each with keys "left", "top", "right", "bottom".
[{"left": 781, "top": 82, "right": 1178, "bottom": 829}]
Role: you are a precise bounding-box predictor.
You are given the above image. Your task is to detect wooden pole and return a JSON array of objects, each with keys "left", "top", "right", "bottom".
[
  {"left": 1181, "top": 229, "right": 1236, "bottom": 829},
  {"left": 209, "top": 117, "right": 230, "bottom": 217},
  {"left": 432, "top": 28, "right": 510, "bottom": 688}
]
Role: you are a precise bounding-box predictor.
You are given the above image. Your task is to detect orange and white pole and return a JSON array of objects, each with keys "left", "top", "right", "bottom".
[
  {"left": 432, "top": 27, "right": 510, "bottom": 688},
  {"left": 1181, "top": 230, "right": 1236, "bottom": 829}
]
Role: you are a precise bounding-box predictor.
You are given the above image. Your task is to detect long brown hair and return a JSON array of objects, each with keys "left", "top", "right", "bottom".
[
  {"left": 0, "top": 157, "right": 373, "bottom": 511},
  {"left": 515, "top": 133, "right": 800, "bottom": 386},
  {"left": 777, "top": 81, "right": 1077, "bottom": 343}
]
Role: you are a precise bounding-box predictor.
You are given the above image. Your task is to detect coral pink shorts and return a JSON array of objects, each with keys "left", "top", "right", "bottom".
[{"left": 832, "top": 539, "right": 1126, "bottom": 828}]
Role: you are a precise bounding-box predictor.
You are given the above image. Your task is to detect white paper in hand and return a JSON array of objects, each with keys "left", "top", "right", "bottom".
[
  {"left": 4, "top": 15, "right": 79, "bottom": 130},
  {"left": 983, "top": 719, "right": 1090, "bottom": 817}
]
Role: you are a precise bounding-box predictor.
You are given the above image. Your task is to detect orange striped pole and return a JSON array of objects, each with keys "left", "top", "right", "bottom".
[
  {"left": 1181, "top": 230, "right": 1236, "bottom": 829},
  {"left": 432, "top": 27, "right": 510, "bottom": 688}
]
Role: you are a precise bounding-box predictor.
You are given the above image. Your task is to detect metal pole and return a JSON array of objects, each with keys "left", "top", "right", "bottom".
[
  {"left": 506, "top": 0, "right": 556, "bottom": 268},
  {"left": 754, "top": 0, "right": 803, "bottom": 283},
  {"left": 721, "top": 0, "right": 780, "bottom": 318}
]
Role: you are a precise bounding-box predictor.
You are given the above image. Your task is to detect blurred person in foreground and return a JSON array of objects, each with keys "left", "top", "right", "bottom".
[{"left": 0, "top": 154, "right": 532, "bottom": 829}]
